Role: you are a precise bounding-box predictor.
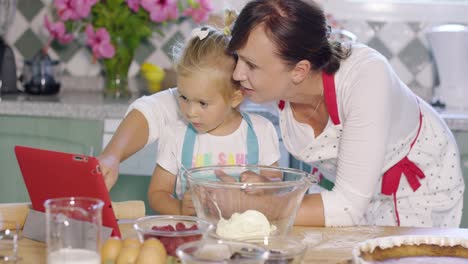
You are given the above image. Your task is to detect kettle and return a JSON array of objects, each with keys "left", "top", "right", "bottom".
[
  {"left": 0, "top": 38, "right": 18, "bottom": 94},
  {"left": 20, "top": 50, "right": 61, "bottom": 95}
]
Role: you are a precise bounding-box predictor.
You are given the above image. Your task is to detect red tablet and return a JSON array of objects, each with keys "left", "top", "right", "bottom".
[{"left": 14, "top": 145, "right": 121, "bottom": 237}]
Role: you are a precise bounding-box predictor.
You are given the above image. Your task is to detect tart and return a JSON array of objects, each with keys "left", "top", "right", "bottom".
[{"left": 353, "top": 235, "right": 468, "bottom": 264}]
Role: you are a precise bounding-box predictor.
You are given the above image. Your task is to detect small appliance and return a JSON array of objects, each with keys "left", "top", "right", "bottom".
[
  {"left": 0, "top": 38, "right": 17, "bottom": 93},
  {"left": 0, "top": 0, "right": 18, "bottom": 94},
  {"left": 426, "top": 24, "right": 468, "bottom": 110}
]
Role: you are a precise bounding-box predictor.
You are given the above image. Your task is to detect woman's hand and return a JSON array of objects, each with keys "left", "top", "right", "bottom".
[
  {"left": 97, "top": 154, "right": 120, "bottom": 190},
  {"left": 180, "top": 190, "right": 196, "bottom": 216}
]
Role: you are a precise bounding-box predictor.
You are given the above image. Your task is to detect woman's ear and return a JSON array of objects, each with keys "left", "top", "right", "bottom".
[
  {"left": 230, "top": 89, "right": 244, "bottom": 108},
  {"left": 291, "top": 60, "right": 311, "bottom": 84}
]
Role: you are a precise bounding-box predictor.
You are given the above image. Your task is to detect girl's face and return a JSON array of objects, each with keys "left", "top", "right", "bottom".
[
  {"left": 177, "top": 73, "right": 241, "bottom": 135},
  {"left": 232, "top": 25, "right": 293, "bottom": 103}
]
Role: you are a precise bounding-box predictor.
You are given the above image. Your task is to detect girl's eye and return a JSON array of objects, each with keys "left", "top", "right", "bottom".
[
  {"left": 200, "top": 101, "right": 208, "bottom": 107},
  {"left": 179, "top": 95, "right": 188, "bottom": 101}
]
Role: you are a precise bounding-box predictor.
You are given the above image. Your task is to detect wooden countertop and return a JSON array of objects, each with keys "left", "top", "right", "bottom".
[{"left": 16, "top": 224, "right": 468, "bottom": 264}]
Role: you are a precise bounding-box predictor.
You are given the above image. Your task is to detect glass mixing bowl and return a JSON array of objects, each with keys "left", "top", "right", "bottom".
[
  {"left": 133, "top": 215, "right": 213, "bottom": 256},
  {"left": 176, "top": 239, "right": 269, "bottom": 264},
  {"left": 184, "top": 165, "right": 317, "bottom": 239}
]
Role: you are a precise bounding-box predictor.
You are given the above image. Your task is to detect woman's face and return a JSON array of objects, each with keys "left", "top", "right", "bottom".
[{"left": 232, "top": 25, "right": 293, "bottom": 104}]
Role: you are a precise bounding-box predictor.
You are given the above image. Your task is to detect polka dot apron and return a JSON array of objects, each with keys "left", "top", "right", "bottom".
[{"left": 279, "top": 72, "right": 464, "bottom": 227}]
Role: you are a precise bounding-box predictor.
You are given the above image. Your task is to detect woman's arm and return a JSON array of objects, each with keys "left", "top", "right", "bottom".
[{"left": 294, "top": 193, "right": 325, "bottom": 226}]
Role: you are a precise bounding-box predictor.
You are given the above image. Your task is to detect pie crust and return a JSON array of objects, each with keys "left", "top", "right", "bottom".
[{"left": 353, "top": 235, "right": 468, "bottom": 264}]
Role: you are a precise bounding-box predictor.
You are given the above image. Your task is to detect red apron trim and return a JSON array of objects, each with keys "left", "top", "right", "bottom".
[
  {"left": 381, "top": 108, "right": 424, "bottom": 226},
  {"left": 322, "top": 72, "right": 341, "bottom": 125},
  {"left": 277, "top": 72, "right": 340, "bottom": 124},
  {"left": 278, "top": 100, "right": 285, "bottom": 110}
]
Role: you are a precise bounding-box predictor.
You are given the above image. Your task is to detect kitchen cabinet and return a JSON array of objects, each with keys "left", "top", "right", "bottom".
[{"left": 0, "top": 115, "right": 103, "bottom": 203}]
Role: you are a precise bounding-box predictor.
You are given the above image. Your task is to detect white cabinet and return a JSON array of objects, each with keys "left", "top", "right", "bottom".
[{"left": 103, "top": 119, "right": 158, "bottom": 176}]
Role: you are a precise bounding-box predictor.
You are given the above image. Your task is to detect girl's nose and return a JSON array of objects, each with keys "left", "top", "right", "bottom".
[
  {"left": 185, "top": 103, "right": 197, "bottom": 117},
  {"left": 233, "top": 61, "right": 247, "bottom": 81}
]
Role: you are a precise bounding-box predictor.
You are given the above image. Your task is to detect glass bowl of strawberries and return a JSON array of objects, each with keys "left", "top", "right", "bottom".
[{"left": 133, "top": 215, "right": 214, "bottom": 256}]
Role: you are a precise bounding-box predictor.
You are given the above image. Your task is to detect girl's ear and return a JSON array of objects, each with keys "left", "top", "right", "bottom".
[
  {"left": 291, "top": 59, "right": 311, "bottom": 84},
  {"left": 230, "top": 89, "right": 244, "bottom": 108}
]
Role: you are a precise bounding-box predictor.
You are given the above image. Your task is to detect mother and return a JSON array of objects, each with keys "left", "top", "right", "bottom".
[{"left": 99, "top": 0, "right": 464, "bottom": 227}]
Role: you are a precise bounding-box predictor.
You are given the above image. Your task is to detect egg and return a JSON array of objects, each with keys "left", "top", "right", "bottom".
[
  {"left": 116, "top": 245, "right": 141, "bottom": 264},
  {"left": 122, "top": 237, "right": 142, "bottom": 249},
  {"left": 101, "top": 237, "right": 122, "bottom": 263},
  {"left": 136, "top": 247, "right": 166, "bottom": 264},
  {"left": 138, "top": 238, "right": 167, "bottom": 264}
]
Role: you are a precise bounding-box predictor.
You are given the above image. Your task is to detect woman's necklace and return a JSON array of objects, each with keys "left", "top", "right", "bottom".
[
  {"left": 291, "top": 88, "right": 324, "bottom": 122},
  {"left": 310, "top": 88, "right": 324, "bottom": 116}
]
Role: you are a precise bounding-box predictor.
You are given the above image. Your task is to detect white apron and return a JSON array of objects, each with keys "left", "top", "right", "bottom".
[{"left": 279, "top": 72, "right": 464, "bottom": 227}]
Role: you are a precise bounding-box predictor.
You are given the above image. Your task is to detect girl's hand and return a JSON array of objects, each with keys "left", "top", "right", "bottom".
[
  {"left": 240, "top": 171, "right": 272, "bottom": 183},
  {"left": 97, "top": 154, "right": 120, "bottom": 190},
  {"left": 181, "top": 190, "right": 196, "bottom": 216}
]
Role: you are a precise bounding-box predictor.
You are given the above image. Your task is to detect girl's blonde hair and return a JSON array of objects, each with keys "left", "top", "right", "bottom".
[{"left": 173, "top": 11, "right": 238, "bottom": 101}]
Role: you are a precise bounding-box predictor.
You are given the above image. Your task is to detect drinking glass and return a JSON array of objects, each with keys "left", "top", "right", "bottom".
[
  {"left": 44, "top": 197, "right": 103, "bottom": 264},
  {"left": 0, "top": 220, "right": 20, "bottom": 263}
]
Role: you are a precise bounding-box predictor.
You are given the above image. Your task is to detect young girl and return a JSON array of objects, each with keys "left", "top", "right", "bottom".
[{"left": 147, "top": 24, "right": 280, "bottom": 215}]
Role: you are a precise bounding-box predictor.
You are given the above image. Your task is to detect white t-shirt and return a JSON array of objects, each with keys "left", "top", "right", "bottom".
[{"left": 157, "top": 113, "right": 280, "bottom": 176}]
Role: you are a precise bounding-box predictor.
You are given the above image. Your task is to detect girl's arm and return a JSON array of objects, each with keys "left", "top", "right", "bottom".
[
  {"left": 148, "top": 165, "right": 187, "bottom": 215},
  {"left": 98, "top": 89, "right": 180, "bottom": 190},
  {"left": 99, "top": 110, "right": 149, "bottom": 190}
]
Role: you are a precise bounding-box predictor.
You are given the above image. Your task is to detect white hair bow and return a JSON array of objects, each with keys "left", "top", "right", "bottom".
[{"left": 191, "top": 27, "right": 209, "bottom": 40}]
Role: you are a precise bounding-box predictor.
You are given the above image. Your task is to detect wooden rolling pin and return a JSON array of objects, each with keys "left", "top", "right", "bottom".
[{"left": 0, "top": 200, "right": 145, "bottom": 229}]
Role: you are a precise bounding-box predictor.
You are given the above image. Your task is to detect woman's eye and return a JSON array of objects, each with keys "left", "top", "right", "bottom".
[
  {"left": 179, "top": 95, "right": 188, "bottom": 101},
  {"left": 200, "top": 101, "right": 208, "bottom": 107},
  {"left": 246, "top": 61, "right": 256, "bottom": 70}
]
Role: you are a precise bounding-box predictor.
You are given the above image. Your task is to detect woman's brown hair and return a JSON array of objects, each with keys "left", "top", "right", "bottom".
[{"left": 228, "top": 0, "right": 351, "bottom": 74}]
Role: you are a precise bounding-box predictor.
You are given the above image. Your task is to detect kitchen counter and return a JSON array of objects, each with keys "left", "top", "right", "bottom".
[
  {"left": 15, "top": 223, "right": 468, "bottom": 263},
  {"left": 1, "top": 91, "right": 468, "bottom": 130},
  {"left": 0, "top": 91, "right": 133, "bottom": 120}
]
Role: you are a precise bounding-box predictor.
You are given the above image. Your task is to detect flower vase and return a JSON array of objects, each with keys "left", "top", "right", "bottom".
[{"left": 101, "top": 44, "right": 134, "bottom": 98}]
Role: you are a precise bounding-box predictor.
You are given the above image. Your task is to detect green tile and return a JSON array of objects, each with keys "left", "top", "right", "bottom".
[
  {"left": 368, "top": 37, "right": 393, "bottom": 60},
  {"left": 134, "top": 39, "right": 157, "bottom": 64},
  {"left": 367, "top": 21, "right": 386, "bottom": 33},
  {"left": 162, "top": 31, "right": 185, "bottom": 62},
  {"left": 14, "top": 29, "right": 43, "bottom": 59},
  {"left": 51, "top": 40, "right": 81, "bottom": 63},
  {"left": 399, "top": 38, "right": 430, "bottom": 75},
  {"left": 17, "top": 0, "right": 44, "bottom": 21},
  {"left": 407, "top": 22, "right": 423, "bottom": 33}
]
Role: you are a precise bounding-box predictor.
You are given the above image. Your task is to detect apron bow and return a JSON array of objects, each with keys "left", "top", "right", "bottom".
[{"left": 382, "top": 156, "right": 425, "bottom": 195}]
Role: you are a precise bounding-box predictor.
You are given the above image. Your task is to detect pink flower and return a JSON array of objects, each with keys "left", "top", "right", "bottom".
[
  {"left": 54, "top": 0, "right": 97, "bottom": 21},
  {"left": 141, "top": 0, "right": 179, "bottom": 23},
  {"left": 44, "top": 16, "right": 73, "bottom": 44},
  {"left": 183, "top": 0, "right": 212, "bottom": 23},
  {"left": 85, "top": 25, "right": 115, "bottom": 59},
  {"left": 126, "top": 0, "right": 140, "bottom": 12}
]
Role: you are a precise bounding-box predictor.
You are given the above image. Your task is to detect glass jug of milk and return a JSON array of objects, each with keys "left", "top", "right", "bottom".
[{"left": 44, "top": 197, "right": 103, "bottom": 264}]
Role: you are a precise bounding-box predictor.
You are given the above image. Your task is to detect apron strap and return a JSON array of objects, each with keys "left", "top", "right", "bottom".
[
  {"left": 322, "top": 72, "right": 341, "bottom": 125},
  {"left": 241, "top": 112, "right": 259, "bottom": 165},
  {"left": 176, "top": 113, "right": 259, "bottom": 198},
  {"left": 303, "top": 163, "right": 335, "bottom": 191}
]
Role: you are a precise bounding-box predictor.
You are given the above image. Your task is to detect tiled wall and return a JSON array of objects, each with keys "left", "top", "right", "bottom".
[
  {"left": 3, "top": 0, "right": 467, "bottom": 100},
  {"left": 4, "top": 0, "right": 196, "bottom": 80},
  {"left": 335, "top": 19, "right": 448, "bottom": 101}
]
